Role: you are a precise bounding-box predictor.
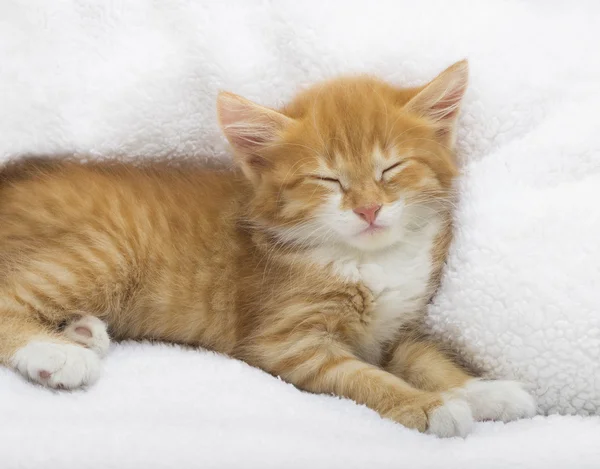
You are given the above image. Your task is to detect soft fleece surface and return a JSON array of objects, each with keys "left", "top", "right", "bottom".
[
  {"left": 1, "top": 1, "right": 600, "bottom": 468},
  {"left": 1, "top": 343, "right": 599, "bottom": 469}
]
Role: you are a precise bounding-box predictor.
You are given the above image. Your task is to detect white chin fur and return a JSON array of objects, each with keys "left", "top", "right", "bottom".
[
  {"left": 316, "top": 196, "right": 424, "bottom": 252},
  {"left": 342, "top": 226, "right": 405, "bottom": 251}
]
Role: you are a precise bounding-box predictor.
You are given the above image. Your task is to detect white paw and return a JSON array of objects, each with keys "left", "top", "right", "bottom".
[
  {"left": 11, "top": 341, "right": 101, "bottom": 389},
  {"left": 458, "top": 379, "right": 537, "bottom": 422},
  {"left": 427, "top": 396, "right": 473, "bottom": 438},
  {"left": 63, "top": 315, "right": 110, "bottom": 357}
]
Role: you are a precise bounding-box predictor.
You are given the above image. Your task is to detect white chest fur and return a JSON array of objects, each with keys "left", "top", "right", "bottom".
[{"left": 309, "top": 224, "right": 441, "bottom": 362}]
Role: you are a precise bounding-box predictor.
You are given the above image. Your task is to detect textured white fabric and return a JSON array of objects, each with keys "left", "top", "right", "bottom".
[
  {"left": 428, "top": 89, "right": 600, "bottom": 416},
  {"left": 1, "top": 342, "right": 599, "bottom": 469},
  {"left": 1, "top": 0, "right": 599, "bottom": 467}
]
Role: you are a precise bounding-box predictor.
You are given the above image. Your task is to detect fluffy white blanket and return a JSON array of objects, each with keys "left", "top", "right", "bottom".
[
  {"left": 1, "top": 343, "right": 599, "bottom": 468},
  {"left": 1, "top": 0, "right": 599, "bottom": 467}
]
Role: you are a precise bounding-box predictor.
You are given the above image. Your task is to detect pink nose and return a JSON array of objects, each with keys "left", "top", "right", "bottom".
[{"left": 353, "top": 204, "right": 382, "bottom": 224}]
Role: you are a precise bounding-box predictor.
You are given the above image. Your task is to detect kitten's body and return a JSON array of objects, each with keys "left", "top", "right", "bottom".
[{"left": 0, "top": 62, "right": 536, "bottom": 437}]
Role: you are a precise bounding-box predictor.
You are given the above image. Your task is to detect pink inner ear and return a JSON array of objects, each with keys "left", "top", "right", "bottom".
[
  {"left": 218, "top": 92, "right": 291, "bottom": 155},
  {"left": 229, "top": 132, "right": 270, "bottom": 152},
  {"left": 429, "top": 84, "right": 466, "bottom": 123}
]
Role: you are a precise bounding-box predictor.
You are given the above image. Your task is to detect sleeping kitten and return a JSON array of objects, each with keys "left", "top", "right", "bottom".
[{"left": 0, "top": 60, "right": 535, "bottom": 437}]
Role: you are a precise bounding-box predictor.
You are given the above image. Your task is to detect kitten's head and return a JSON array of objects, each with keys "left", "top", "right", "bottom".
[{"left": 217, "top": 60, "right": 467, "bottom": 252}]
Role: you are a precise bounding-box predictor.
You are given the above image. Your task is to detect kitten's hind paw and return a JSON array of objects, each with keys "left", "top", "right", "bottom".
[
  {"left": 11, "top": 341, "right": 101, "bottom": 389},
  {"left": 63, "top": 315, "right": 110, "bottom": 357}
]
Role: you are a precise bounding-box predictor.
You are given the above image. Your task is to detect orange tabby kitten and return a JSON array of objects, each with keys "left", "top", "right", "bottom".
[{"left": 0, "top": 60, "right": 535, "bottom": 437}]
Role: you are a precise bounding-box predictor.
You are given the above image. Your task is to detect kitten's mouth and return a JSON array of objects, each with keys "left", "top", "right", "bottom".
[{"left": 359, "top": 224, "right": 386, "bottom": 236}]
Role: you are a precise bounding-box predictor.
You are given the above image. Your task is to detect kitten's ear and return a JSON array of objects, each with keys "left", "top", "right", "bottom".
[
  {"left": 403, "top": 60, "right": 469, "bottom": 146},
  {"left": 217, "top": 92, "right": 293, "bottom": 181}
]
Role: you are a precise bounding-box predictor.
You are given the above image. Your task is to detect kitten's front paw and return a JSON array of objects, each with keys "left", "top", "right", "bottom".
[
  {"left": 458, "top": 379, "right": 537, "bottom": 422},
  {"left": 385, "top": 395, "right": 473, "bottom": 438},
  {"left": 11, "top": 341, "right": 101, "bottom": 389},
  {"left": 426, "top": 396, "right": 473, "bottom": 438},
  {"left": 63, "top": 315, "right": 110, "bottom": 357}
]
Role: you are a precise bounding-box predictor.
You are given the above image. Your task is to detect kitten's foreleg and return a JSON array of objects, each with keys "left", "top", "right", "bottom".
[
  {"left": 385, "top": 335, "right": 536, "bottom": 422},
  {"left": 384, "top": 334, "right": 473, "bottom": 392},
  {"left": 249, "top": 337, "right": 473, "bottom": 437}
]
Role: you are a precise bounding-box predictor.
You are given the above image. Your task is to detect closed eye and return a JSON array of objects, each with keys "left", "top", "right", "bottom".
[
  {"left": 310, "top": 175, "right": 344, "bottom": 190},
  {"left": 381, "top": 161, "right": 406, "bottom": 180},
  {"left": 315, "top": 176, "right": 340, "bottom": 183},
  {"left": 383, "top": 161, "right": 405, "bottom": 175}
]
